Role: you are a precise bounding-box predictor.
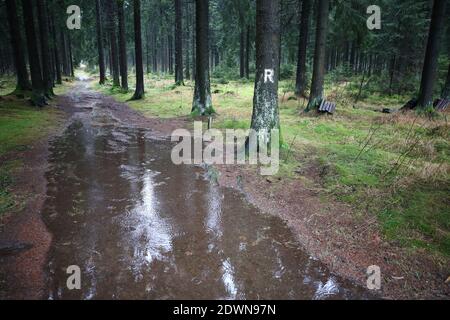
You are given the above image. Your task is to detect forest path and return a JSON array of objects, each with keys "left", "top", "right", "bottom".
[{"left": 42, "top": 79, "right": 370, "bottom": 299}]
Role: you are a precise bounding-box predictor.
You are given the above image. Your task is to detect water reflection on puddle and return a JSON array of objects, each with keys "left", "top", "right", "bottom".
[{"left": 43, "top": 103, "right": 370, "bottom": 300}]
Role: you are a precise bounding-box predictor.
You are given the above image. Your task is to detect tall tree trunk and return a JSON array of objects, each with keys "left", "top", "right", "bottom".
[
  {"left": 330, "top": 46, "right": 336, "bottom": 71},
  {"left": 239, "top": 7, "right": 245, "bottom": 78},
  {"left": 161, "top": 35, "right": 166, "bottom": 73},
  {"left": 191, "top": 15, "right": 196, "bottom": 81},
  {"left": 169, "top": 33, "right": 174, "bottom": 74},
  {"left": 250, "top": 0, "right": 280, "bottom": 136},
  {"left": 46, "top": 0, "right": 55, "bottom": 85},
  {"left": 185, "top": 1, "right": 191, "bottom": 80},
  {"left": 175, "top": 0, "right": 184, "bottom": 85},
  {"left": 132, "top": 0, "right": 145, "bottom": 100},
  {"left": 95, "top": 0, "right": 106, "bottom": 84},
  {"left": 153, "top": 24, "right": 158, "bottom": 73},
  {"left": 108, "top": 40, "right": 113, "bottom": 75},
  {"left": 107, "top": 1, "right": 120, "bottom": 87},
  {"left": 344, "top": 41, "right": 350, "bottom": 66},
  {"left": 442, "top": 63, "right": 450, "bottom": 100},
  {"left": 49, "top": 9, "right": 62, "bottom": 85},
  {"left": 295, "top": 0, "right": 311, "bottom": 97},
  {"left": 117, "top": 0, "right": 128, "bottom": 90},
  {"left": 368, "top": 54, "right": 373, "bottom": 77},
  {"left": 214, "top": 46, "right": 220, "bottom": 67},
  {"left": 146, "top": 25, "right": 150, "bottom": 73},
  {"left": 60, "top": 30, "right": 68, "bottom": 76},
  {"left": 350, "top": 42, "right": 356, "bottom": 73},
  {"left": 245, "top": 24, "right": 251, "bottom": 79},
  {"left": 21, "top": 0, "right": 46, "bottom": 106},
  {"left": 57, "top": 0, "right": 69, "bottom": 77},
  {"left": 192, "top": 0, "right": 213, "bottom": 115},
  {"left": 417, "top": 0, "right": 447, "bottom": 109},
  {"left": 5, "top": 0, "right": 32, "bottom": 92},
  {"left": 0, "top": 43, "right": 6, "bottom": 76},
  {"left": 306, "top": 0, "right": 330, "bottom": 111},
  {"left": 388, "top": 55, "right": 396, "bottom": 95},
  {"left": 37, "top": 0, "right": 54, "bottom": 96},
  {"left": 68, "top": 34, "right": 74, "bottom": 77}
]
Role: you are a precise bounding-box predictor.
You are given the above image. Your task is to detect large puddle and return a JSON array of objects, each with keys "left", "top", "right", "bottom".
[{"left": 42, "top": 87, "right": 371, "bottom": 300}]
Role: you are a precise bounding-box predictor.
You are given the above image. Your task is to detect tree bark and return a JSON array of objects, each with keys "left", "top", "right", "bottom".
[
  {"left": 21, "top": 0, "right": 46, "bottom": 106},
  {"left": 239, "top": 5, "right": 245, "bottom": 78},
  {"left": 108, "top": 39, "right": 113, "bottom": 75},
  {"left": 95, "top": 0, "right": 107, "bottom": 84},
  {"left": 132, "top": 0, "right": 145, "bottom": 100},
  {"left": 250, "top": 0, "right": 281, "bottom": 136},
  {"left": 368, "top": 54, "right": 373, "bottom": 77},
  {"left": 117, "top": 0, "right": 128, "bottom": 90},
  {"left": 295, "top": 0, "right": 311, "bottom": 97},
  {"left": 46, "top": 0, "right": 55, "bottom": 84},
  {"left": 306, "top": 0, "right": 330, "bottom": 111},
  {"left": 214, "top": 46, "right": 220, "bottom": 67},
  {"left": 37, "top": 0, "right": 54, "bottom": 96},
  {"left": 5, "top": 0, "right": 32, "bottom": 92},
  {"left": 49, "top": 9, "right": 62, "bottom": 85},
  {"left": 68, "top": 34, "right": 74, "bottom": 77},
  {"left": 191, "top": 14, "right": 196, "bottom": 80},
  {"left": 192, "top": 0, "right": 213, "bottom": 115},
  {"left": 442, "top": 63, "right": 450, "bottom": 100},
  {"left": 152, "top": 22, "right": 158, "bottom": 73},
  {"left": 145, "top": 24, "right": 150, "bottom": 73},
  {"left": 175, "top": 0, "right": 184, "bottom": 85},
  {"left": 169, "top": 33, "right": 174, "bottom": 75},
  {"left": 107, "top": 1, "right": 120, "bottom": 87},
  {"left": 57, "top": 0, "right": 70, "bottom": 77},
  {"left": 164, "top": 32, "right": 168, "bottom": 72},
  {"left": 60, "top": 30, "right": 68, "bottom": 76},
  {"left": 245, "top": 25, "right": 251, "bottom": 79},
  {"left": 417, "top": 0, "right": 447, "bottom": 109},
  {"left": 185, "top": 1, "right": 191, "bottom": 80},
  {"left": 350, "top": 41, "right": 356, "bottom": 73},
  {"left": 388, "top": 55, "right": 396, "bottom": 95}
]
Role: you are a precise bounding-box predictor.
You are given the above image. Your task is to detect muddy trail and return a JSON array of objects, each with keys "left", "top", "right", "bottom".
[{"left": 23, "top": 81, "right": 372, "bottom": 299}]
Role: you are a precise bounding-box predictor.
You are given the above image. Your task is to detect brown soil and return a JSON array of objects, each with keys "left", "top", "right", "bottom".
[{"left": 0, "top": 132, "right": 53, "bottom": 299}]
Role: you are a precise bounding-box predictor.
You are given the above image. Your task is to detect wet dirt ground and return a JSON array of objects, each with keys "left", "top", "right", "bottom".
[{"left": 15, "top": 81, "right": 374, "bottom": 299}]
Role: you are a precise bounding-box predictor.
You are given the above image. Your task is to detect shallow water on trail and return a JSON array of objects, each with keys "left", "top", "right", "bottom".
[{"left": 42, "top": 85, "right": 371, "bottom": 300}]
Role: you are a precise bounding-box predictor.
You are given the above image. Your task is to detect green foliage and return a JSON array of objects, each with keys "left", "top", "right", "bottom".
[
  {"left": 215, "top": 118, "right": 250, "bottom": 130},
  {"left": 0, "top": 78, "right": 17, "bottom": 96},
  {"left": 380, "top": 184, "right": 450, "bottom": 257},
  {"left": 280, "top": 64, "right": 295, "bottom": 80},
  {"left": 212, "top": 64, "right": 240, "bottom": 81},
  {"left": 0, "top": 100, "right": 60, "bottom": 155}
]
